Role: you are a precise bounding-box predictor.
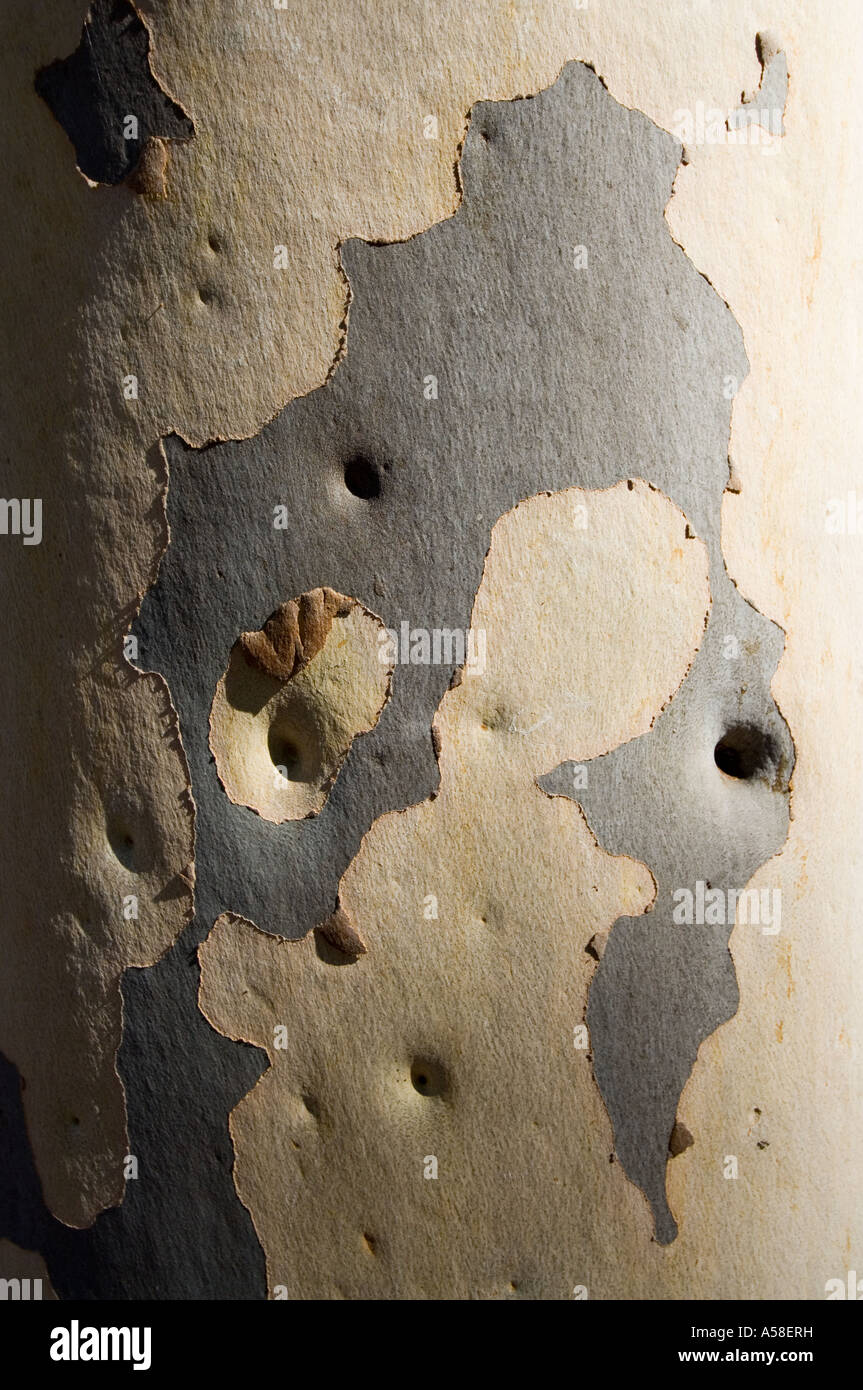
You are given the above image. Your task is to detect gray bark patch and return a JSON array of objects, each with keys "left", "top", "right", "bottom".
[{"left": 35, "top": 0, "right": 193, "bottom": 185}]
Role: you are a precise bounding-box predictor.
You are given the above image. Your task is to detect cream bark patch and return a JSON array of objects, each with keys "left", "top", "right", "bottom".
[
  {"left": 199, "top": 480, "right": 710, "bottom": 1299},
  {"left": 656, "top": 10, "right": 863, "bottom": 1297},
  {"left": 210, "top": 592, "right": 393, "bottom": 823},
  {"left": 0, "top": 663, "right": 194, "bottom": 1229}
]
